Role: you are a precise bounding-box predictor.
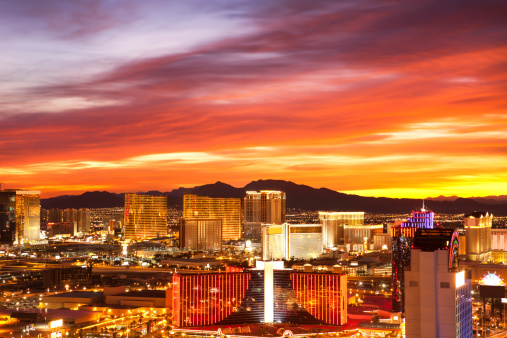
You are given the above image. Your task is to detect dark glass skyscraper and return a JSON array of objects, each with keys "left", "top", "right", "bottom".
[{"left": 0, "top": 186, "right": 40, "bottom": 244}]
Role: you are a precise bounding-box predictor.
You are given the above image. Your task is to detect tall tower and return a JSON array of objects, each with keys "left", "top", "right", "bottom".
[
  {"left": 0, "top": 187, "right": 40, "bottom": 244},
  {"left": 405, "top": 228, "right": 472, "bottom": 338},
  {"left": 465, "top": 211, "right": 492, "bottom": 262},
  {"left": 244, "top": 191, "right": 285, "bottom": 240},
  {"left": 401, "top": 208, "right": 434, "bottom": 228},
  {"left": 244, "top": 191, "right": 286, "bottom": 223},
  {"left": 124, "top": 193, "right": 167, "bottom": 240},
  {"left": 77, "top": 208, "right": 91, "bottom": 233},
  {"left": 183, "top": 194, "right": 242, "bottom": 241},
  {"left": 392, "top": 206, "right": 435, "bottom": 312}
]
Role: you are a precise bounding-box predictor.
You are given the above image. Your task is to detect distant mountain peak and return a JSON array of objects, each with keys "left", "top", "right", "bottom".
[{"left": 40, "top": 179, "right": 507, "bottom": 215}]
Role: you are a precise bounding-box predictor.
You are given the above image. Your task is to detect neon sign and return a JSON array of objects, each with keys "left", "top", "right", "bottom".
[
  {"left": 480, "top": 272, "right": 505, "bottom": 286},
  {"left": 448, "top": 230, "right": 459, "bottom": 270}
]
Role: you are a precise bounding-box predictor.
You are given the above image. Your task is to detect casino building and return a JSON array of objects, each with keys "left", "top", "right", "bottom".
[
  {"left": 404, "top": 228, "right": 472, "bottom": 338},
  {"left": 172, "top": 262, "right": 347, "bottom": 327}
]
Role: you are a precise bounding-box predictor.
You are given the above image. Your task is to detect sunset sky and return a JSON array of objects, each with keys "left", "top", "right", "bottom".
[{"left": 1, "top": 0, "right": 506, "bottom": 198}]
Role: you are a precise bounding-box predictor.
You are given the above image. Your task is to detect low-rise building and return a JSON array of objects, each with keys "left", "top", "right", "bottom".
[
  {"left": 105, "top": 290, "right": 170, "bottom": 308},
  {"left": 41, "top": 291, "right": 103, "bottom": 310}
]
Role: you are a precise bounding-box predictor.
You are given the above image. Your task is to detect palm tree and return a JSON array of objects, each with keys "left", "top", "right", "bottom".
[{"left": 371, "top": 314, "right": 380, "bottom": 323}]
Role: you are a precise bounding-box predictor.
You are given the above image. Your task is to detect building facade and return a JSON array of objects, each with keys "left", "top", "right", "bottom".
[
  {"left": 124, "top": 193, "right": 167, "bottom": 240},
  {"left": 405, "top": 228, "right": 472, "bottom": 338},
  {"left": 43, "top": 208, "right": 91, "bottom": 233},
  {"left": 77, "top": 208, "right": 91, "bottom": 233},
  {"left": 465, "top": 211, "right": 492, "bottom": 262},
  {"left": 172, "top": 265, "right": 347, "bottom": 327},
  {"left": 244, "top": 191, "right": 285, "bottom": 240},
  {"left": 244, "top": 191, "right": 286, "bottom": 223},
  {"left": 344, "top": 224, "right": 383, "bottom": 252},
  {"left": 262, "top": 223, "right": 322, "bottom": 260},
  {"left": 183, "top": 195, "right": 242, "bottom": 241},
  {"left": 373, "top": 233, "right": 392, "bottom": 251},
  {"left": 492, "top": 229, "right": 507, "bottom": 251},
  {"left": 391, "top": 226, "right": 417, "bottom": 313},
  {"left": 0, "top": 187, "right": 40, "bottom": 244},
  {"left": 391, "top": 207, "right": 436, "bottom": 313},
  {"left": 400, "top": 209, "right": 434, "bottom": 229},
  {"left": 179, "top": 218, "right": 222, "bottom": 251},
  {"left": 319, "top": 211, "right": 364, "bottom": 249}
]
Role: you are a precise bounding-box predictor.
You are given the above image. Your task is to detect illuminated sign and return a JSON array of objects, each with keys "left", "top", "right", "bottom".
[
  {"left": 455, "top": 271, "right": 465, "bottom": 288},
  {"left": 49, "top": 319, "right": 63, "bottom": 329},
  {"left": 480, "top": 272, "right": 506, "bottom": 298},
  {"left": 480, "top": 272, "right": 505, "bottom": 286},
  {"left": 449, "top": 230, "right": 459, "bottom": 270}
]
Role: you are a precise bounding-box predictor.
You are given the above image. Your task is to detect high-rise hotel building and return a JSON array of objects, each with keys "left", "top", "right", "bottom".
[
  {"left": 244, "top": 190, "right": 286, "bottom": 240},
  {"left": 319, "top": 211, "right": 364, "bottom": 248},
  {"left": 0, "top": 185, "right": 40, "bottom": 244},
  {"left": 262, "top": 223, "right": 323, "bottom": 260},
  {"left": 183, "top": 194, "right": 242, "bottom": 241},
  {"left": 401, "top": 208, "right": 434, "bottom": 228},
  {"left": 244, "top": 190, "right": 286, "bottom": 223},
  {"left": 465, "top": 211, "right": 492, "bottom": 262},
  {"left": 405, "top": 228, "right": 472, "bottom": 338},
  {"left": 124, "top": 193, "right": 167, "bottom": 240},
  {"left": 179, "top": 218, "right": 222, "bottom": 251},
  {"left": 172, "top": 262, "right": 347, "bottom": 327},
  {"left": 392, "top": 206, "right": 435, "bottom": 312}
]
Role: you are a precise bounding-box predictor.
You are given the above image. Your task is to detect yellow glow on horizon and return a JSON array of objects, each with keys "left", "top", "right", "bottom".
[{"left": 346, "top": 181, "right": 507, "bottom": 199}]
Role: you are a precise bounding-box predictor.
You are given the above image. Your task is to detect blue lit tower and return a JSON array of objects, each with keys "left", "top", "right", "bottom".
[{"left": 401, "top": 202, "right": 434, "bottom": 229}]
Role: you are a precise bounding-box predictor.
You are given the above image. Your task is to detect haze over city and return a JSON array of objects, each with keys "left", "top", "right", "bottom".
[{"left": 1, "top": 1, "right": 506, "bottom": 198}]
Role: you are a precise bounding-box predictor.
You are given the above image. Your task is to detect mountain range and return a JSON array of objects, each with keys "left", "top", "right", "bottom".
[{"left": 40, "top": 179, "right": 507, "bottom": 215}]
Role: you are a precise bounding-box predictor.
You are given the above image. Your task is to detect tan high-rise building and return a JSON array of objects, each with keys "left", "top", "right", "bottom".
[
  {"left": 63, "top": 208, "right": 78, "bottom": 223},
  {"left": 0, "top": 186, "right": 40, "bottom": 244},
  {"left": 465, "top": 211, "right": 492, "bottom": 262},
  {"left": 319, "top": 211, "right": 364, "bottom": 249},
  {"left": 183, "top": 194, "right": 242, "bottom": 241},
  {"left": 180, "top": 218, "right": 222, "bottom": 251},
  {"left": 244, "top": 191, "right": 286, "bottom": 223},
  {"left": 77, "top": 208, "right": 91, "bottom": 233},
  {"left": 124, "top": 193, "right": 167, "bottom": 240},
  {"left": 48, "top": 208, "right": 64, "bottom": 222},
  {"left": 244, "top": 190, "right": 286, "bottom": 240}
]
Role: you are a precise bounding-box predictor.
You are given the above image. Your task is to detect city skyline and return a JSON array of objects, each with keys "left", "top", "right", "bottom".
[{"left": 1, "top": 1, "right": 506, "bottom": 198}]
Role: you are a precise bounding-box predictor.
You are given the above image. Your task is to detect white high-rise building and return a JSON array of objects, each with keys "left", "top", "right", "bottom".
[
  {"left": 405, "top": 229, "right": 472, "bottom": 338},
  {"left": 262, "top": 223, "right": 322, "bottom": 260}
]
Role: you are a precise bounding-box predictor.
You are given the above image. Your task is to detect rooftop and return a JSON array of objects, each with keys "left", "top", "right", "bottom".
[
  {"left": 46, "top": 291, "right": 103, "bottom": 298},
  {"left": 111, "top": 290, "right": 166, "bottom": 298}
]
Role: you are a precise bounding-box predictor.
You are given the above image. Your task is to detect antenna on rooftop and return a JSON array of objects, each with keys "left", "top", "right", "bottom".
[{"left": 421, "top": 199, "right": 426, "bottom": 212}]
